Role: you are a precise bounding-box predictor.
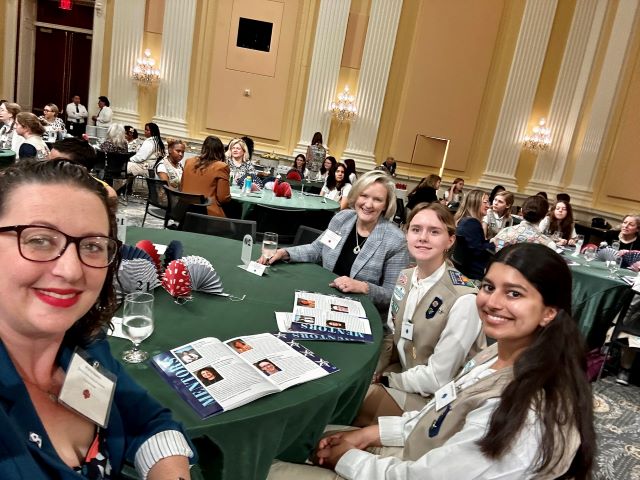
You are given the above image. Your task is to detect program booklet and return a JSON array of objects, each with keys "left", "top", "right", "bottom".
[
  {"left": 275, "top": 291, "right": 373, "bottom": 343},
  {"left": 151, "top": 332, "right": 339, "bottom": 418}
]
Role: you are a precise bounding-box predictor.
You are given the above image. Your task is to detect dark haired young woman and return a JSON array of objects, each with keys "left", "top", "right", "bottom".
[
  {"left": 320, "top": 162, "right": 352, "bottom": 209},
  {"left": 539, "top": 201, "right": 577, "bottom": 246},
  {"left": 268, "top": 243, "right": 595, "bottom": 480},
  {"left": 128, "top": 122, "right": 165, "bottom": 176}
]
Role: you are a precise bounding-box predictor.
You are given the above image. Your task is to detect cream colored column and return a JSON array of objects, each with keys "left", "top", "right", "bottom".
[
  {"left": 294, "top": 0, "right": 351, "bottom": 155},
  {"left": 152, "top": 0, "right": 197, "bottom": 138},
  {"left": 342, "top": 0, "right": 402, "bottom": 170},
  {"left": 566, "top": 0, "right": 639, "bottom": 204},
  {"left": 108, "top": 0, "right": 145, "bottom": 126},
  {"left": 87, "top": 1, "right": 107, "bottom": 114},
  {"left": 2, "top": 0, "right": 18, "bottom": 100},
  {"left": 477, "top": 0, "right": 557, "bottom": 191},
  {"left": 526, "top": 0, "right": 606, "bottom": 196}
]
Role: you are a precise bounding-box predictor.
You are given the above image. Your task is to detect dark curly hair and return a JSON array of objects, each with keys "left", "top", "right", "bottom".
[{"left": 0, "top": 159, "right": 121, "bottom": 345}]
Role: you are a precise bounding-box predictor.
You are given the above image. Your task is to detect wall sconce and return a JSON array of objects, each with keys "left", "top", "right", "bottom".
[
  {"left": 329, "top": 85, "right": 357, "bottom": 122},
  {"left": 131, "top": 49, "right": 160, "bottom": 87},
  {"left": 523, "top": 118, "right": 551, "bottom": 152}
]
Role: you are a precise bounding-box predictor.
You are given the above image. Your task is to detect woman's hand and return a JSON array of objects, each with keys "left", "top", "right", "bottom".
[
  {"left": 330, "top": 276, "right": 369, "bottom": 294},
  {"left": 566, "top": 238, "right": 576, "bottom": 246},
  {"left": 631, "top": 261, "right": 640, "bottom": 272},
  {"left": 557, "top": 238, "right": 568, "bottom": 246},
  {"left": 314, "top": 426, "right": 381, "bottom": 469},
  {"left": 257, "top": 248, "right": 289, "bottom": 265}
]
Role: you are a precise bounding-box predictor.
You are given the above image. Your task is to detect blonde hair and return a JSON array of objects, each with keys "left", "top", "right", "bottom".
[
  {"left": 346, "top": 170, "right": 397, "bottom": 220},
  {"left": 226, "top": 138, "right": 249, "bottom": 164},
  {"left": 454, "top": 189, "right": 486, "bottom": 224}
]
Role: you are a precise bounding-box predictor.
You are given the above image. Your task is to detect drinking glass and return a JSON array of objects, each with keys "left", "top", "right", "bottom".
[
  {"left": 122, "top": 292, "right": 155, "bottom": 363},
  {"left": 573, "top": 235, "right": 584, "bottom": 256},
  {"left": 262, "top": 232, "right": 278, "bottom": 267},
  {"left": 583, "top": 245, "right": 597, "bottom": 266},
  {"left": 551, "top": 231, "right": 562, "bottom": 244},
  {"left": 607, "top": 255, "right": 623, "bottom": 279},
  {"left": 611, "top": 241, "right": 620, "bottom": 252}
]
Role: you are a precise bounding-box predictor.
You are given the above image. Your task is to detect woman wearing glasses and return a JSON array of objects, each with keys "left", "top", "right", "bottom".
[
  {"left": 0, "top": 160, "right": 193, "bottom": 479},
  {"left": 38, "top": 103, "right": 67, "bottom": 140}
]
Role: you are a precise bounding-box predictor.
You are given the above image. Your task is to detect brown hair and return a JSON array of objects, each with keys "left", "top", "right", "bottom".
[
  {"left": 16, "top": 112, "right": 45, "bottom": 136},
  {"left": 406, "top": 202, "right": 456, "bottom": 258},
  {"left": 454, "top": 189, "right": 486, "bottom": 224}
]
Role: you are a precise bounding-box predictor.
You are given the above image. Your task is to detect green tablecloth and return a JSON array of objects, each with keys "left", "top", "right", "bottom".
[
  {"left": 113, "top": 228, "right": 382, "bottom": 480},
  {"left": 565, "top": 251, "right": 634, "bottom": 347},
  {"left": 231, "top": 187, "right": 339, "bottom": 212}
]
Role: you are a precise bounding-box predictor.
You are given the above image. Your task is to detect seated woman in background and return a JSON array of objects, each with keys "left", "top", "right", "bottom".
[
  {"left": 319, "top": 156, "right": 337, "bottom": 183},
  {"left": 268, "top": 243, "right": 594, "bottom": 480},
  {"left": 260, "top": 171, "right": 409, "bottom": 315},
  {"left": 226, "top": 137, "right": 258, "bottom": 186},
  {"left": 406, "top": 174, "right": 441, "bottom": 210},
  {"left": 492, "top": 195, "right": 556, "bottom": 252},
  {"left": 454, "top": 190, "right": 492, "bottom": 279},
  {"left": 15, "top": 112, "right": 49, "bottom": 160},
  {"left": 444, "top": 177, "right": 464, "bottom": 207},
  {"left": 287, "top": 153, "right": 308, "bottom": 180},
  {"left": 128, "top": 122, "right": 165, "bottom": 176},
  {"left": 156, "top": 139, "right": 186, "bottom": 189},
  {"left": 124, "top": 125, "right": 142, "bottom": 152},
  {"left": 354, "top": 202, "right": 484, "bottom": 426},
  {"left": 182, "top": 135, "right": 231, "bottom": 218},
  {"left": 0, "top": 101, "right": 22, "bottom": 152},
  {"left": 38, "top": 103, "right": 66, "bottom": 140},
  {"left": 482, "top": 190, "right": 514, "bottom": 239},
  {"left": 344, "top": 159, "right": 357, "bottom": 184},
  {"left": 99, "top": 123, "right": 128, "bottom": 154},
  {"left": 321, "top": 162, "right": 352, "bottom": 210},
  {"left": 0, "top": 160, "right": 194, "bottom": 478},
  {"left": 605, "top": 214, "right": 640, "bottom": 252},
  {"left": 539, "top": 200, "right": 577, "bottom": 246}
]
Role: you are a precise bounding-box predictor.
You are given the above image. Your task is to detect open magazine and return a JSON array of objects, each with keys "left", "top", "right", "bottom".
[
  {"left": 151, "top": 332, "right": 339, "bottom": 418},
  {"left": 275, "top": 291, "right": 373, "bottom": 343}
]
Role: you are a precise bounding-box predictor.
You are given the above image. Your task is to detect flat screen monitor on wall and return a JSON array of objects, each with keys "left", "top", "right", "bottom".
[{"left": 237, "top": 17, "right": 273, "bottom": 52}]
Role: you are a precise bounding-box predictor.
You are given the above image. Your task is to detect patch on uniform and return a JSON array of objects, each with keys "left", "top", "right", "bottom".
[
  {"left": 448, "top": 270, "right": 475, "bottom": 288},
  {"left": 391, "top": 300, "right": 399, "bottom": 315},
  {"left": 397, "top": 272, "right": 408, "bottom": 286},
  {"left": 426, "top": 297, "right": 443, "bottom": 319},
  {"left": 393, "top": 285, "right": 405, "bottom": 301}
]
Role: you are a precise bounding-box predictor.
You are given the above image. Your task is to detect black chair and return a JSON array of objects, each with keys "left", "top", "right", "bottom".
[
  {"left": 247, "top": 204, "right": 306, "bottom": 244},
  {"left": 293, "top": 225, "right": 324, "bottom": 246},
  {"left": 142, "top": 178, "right": 168, "bottom": 227},
  {"left": 163, "top": 186, "right": 211, "bottom": 229},
  {"left": 183, "top": 212, "right": 257, "bottom": 241},
  {"left": 103, "top": 152, "right": 134, "bottom": 202},
  {"left": 91, "top": 150, "right": 107, "bottom": 179},
  {"left": 393, "top": 198, "right": 406, "bottom": 226}
]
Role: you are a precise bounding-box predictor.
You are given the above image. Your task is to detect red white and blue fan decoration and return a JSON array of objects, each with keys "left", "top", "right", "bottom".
[
  {"left": 115, "top": 258, "right": 161, "bottom": 298},
  {"left": 179, "top": 255, "right": 224, "bottom": 294},
  {"left": 136, "top": 240, "right": 162, "bottom": 276},
  {"left": 622, "top": 251, "right": 640, "bottom": 269},
  {"left": 597, "top": 247, "right": 618, "bottom": 262},
  {"left": 162, "top": 260, "right": 192, "bottom": 299},
  {"left": 164, "top": 240, "right": 184, "bottom": 268}
]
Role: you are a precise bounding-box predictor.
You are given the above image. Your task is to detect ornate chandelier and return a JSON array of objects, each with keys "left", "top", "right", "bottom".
[
  {"left": 523, "top": 118, "right": 551, "bottom": 152},
  {"left": 329, "top": 85, "right": 357, "bottom": 122},
  {"left": 131, "top": 49, "right": 160, "bottom": 86}
]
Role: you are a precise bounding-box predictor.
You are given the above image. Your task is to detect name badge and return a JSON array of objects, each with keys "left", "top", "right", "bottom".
[
  {"left": 435, "top": 381, "right": 457, "bottom": 412},
  {"left": 58, "top": 352, "right": 116, "bottom": 428},
  {"left": 320, "top": 230, "right": 341, "bottom": 249},
  {"left": 238, "top": 260, "right": 266, "bottom": 276},
  {"left": 401, "top": 322, "right": 413, "bottom": 341}
]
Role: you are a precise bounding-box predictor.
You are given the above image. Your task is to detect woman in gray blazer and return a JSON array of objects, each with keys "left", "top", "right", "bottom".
[{"left": 261, "top": 170, "right": 410, "bottom": 314}]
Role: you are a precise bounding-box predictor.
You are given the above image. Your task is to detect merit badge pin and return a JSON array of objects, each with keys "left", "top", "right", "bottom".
[
  {"left": 426, "top": 297, "right": 443, "bottom": 319},
  {"left": 394, "top": 285, "right": 406, "bottom": 301},
  {"left": 391, "top": 301, "right": 399, "bottom": 315},
  {"left": 448, "top": 270, "right": 475, "bottom": 288},
  {"left": 398, "top": 272, "right": 408, "bottom": 286}
]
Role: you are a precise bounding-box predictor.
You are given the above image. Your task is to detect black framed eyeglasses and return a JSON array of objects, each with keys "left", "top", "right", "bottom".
[{"left": 0, "top": 225, "right": 119, "bottom": 268}]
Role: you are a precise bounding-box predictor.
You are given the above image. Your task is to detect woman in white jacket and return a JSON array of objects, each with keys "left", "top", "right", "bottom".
[{"left": 127, "top": 122, "right": 165, "bottom": 176}]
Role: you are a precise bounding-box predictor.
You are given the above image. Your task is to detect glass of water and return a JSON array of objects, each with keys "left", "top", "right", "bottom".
[
  {"left": 607, "top": 255, "right": 623, "bottom": 279},
  {"left": 583, "top": 245, "right": 597, "bottom": 266},
  {"left": 122, "top": 292, "right": 155, "bottom": 363},
  {"left": 573, "top": 235, "right": 584, "bottom": 256},
  {"left": 262, "top": 232, "right": 278, "bottom": 267}
]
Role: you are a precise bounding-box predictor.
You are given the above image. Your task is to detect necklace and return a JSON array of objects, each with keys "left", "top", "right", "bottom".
[
  {"left": 353, "top": 229, "right": 364, "bottom": 254},
  {"left": 23, "top": 378, "right": 59, "bottom": 402}
]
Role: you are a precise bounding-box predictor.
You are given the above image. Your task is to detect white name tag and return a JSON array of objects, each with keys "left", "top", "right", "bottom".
[
  {"left": 401, "top": 322, "right": 414, "bottom": 341},
  {"left": 435, "top": 381, "right": 457, "bottom": 411},
  {"left": 320, "top": 230, "right": 341, "bottom": 249},
  {"left": 58, "top": 352, "right": 116, "bottom": 428},
  {"left": 238, "top": 260, "right": 266, "bottom": 276}
]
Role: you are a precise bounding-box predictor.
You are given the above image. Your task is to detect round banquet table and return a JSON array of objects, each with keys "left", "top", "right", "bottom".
[
  {"left": 563, "top": 250, "right": 635, "bottom": 347},
  {"left": 0, "top": 149, "right": 16, "bottom": 168},
  {"left": 230, "top": 186, "right": 339, "bottom": 212},
  {"left": 112, "top": 227, "right": 383, "bottom": 480}
]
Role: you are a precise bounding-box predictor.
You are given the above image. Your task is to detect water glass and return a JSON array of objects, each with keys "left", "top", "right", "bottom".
[
  {"left": 551, "top": 231, "right": 562, "bottom": 243},
  {"left": 262, "top": 232, "right": 278, "bottom": 266},
  {"left": 573, "top": 235, "right": 584, "bottom": 256},
  {"left": 611, "top": 241, "right": 620, "bottom": 252},
  {"left": 122, "top": 292, "right": 155, "bottom": 363},
  {"left": 583, "top": 246, "right": 597, "bottom": 266},
  {"left": 607, "top": 256, "right": 623, "bottom": 279}
]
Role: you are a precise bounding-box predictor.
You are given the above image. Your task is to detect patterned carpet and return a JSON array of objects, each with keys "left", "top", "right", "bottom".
[{"left": 120, "top": 197, "right": 640, "bottom": 479}]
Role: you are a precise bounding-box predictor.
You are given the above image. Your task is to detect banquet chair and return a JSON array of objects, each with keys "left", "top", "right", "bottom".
[
  {"left": 183, "top": 212, "right": 257, "bottom": 241},
  {"left": 103, "top": 152, "right": 134, "bottom": 202},
  {"left": 163, "top": 186, "right": 211, "bottom": 229},
  {"left": 142, "top": 178, "right": 168, "bottom": 227},
  {"left": 293, "top": 225, "right": 323, "bottom": 246}
]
